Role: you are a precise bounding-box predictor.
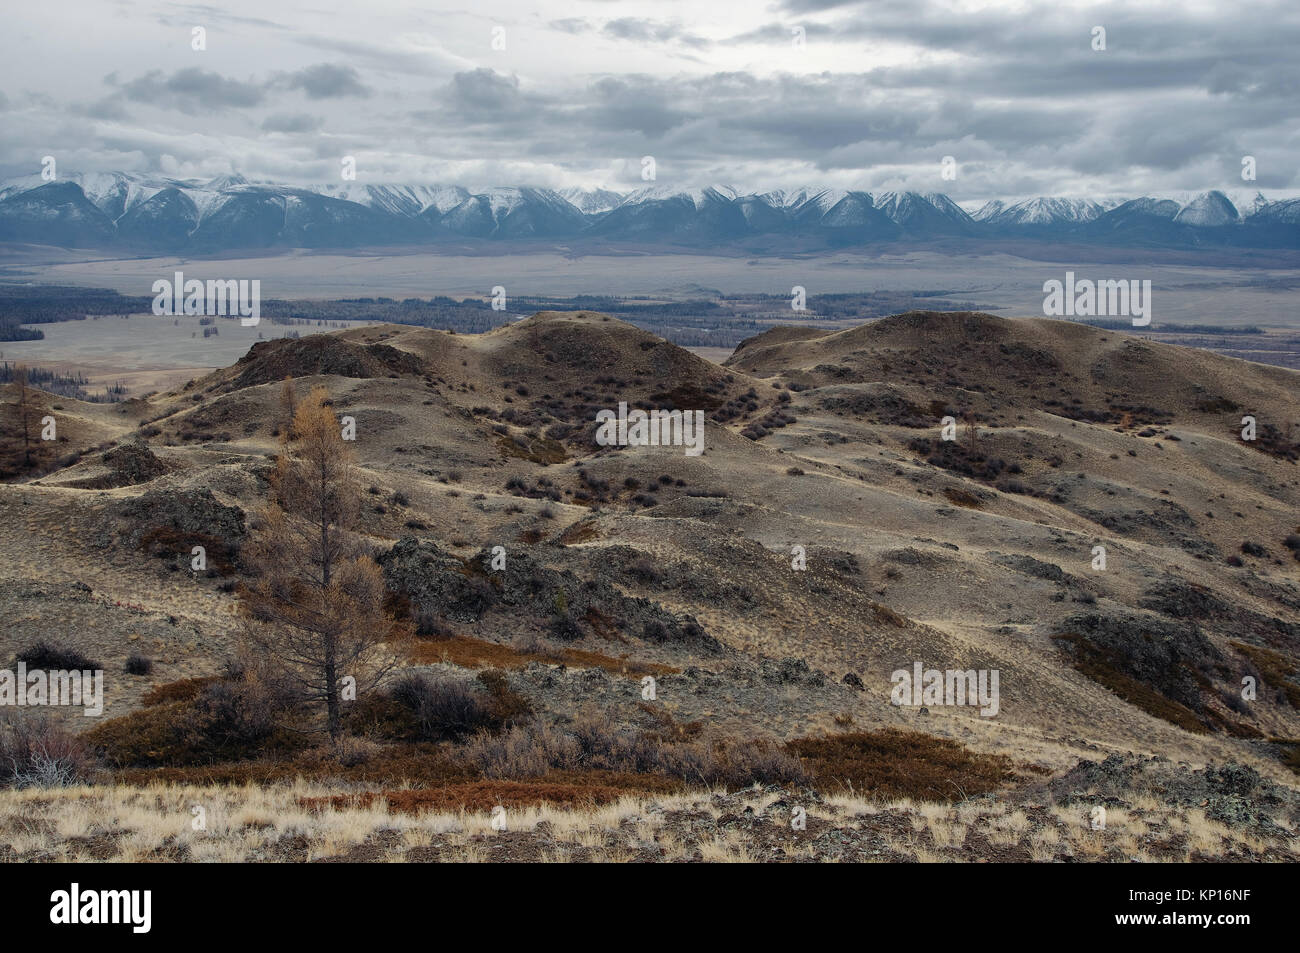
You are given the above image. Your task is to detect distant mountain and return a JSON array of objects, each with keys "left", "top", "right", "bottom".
[
  {"left": 1172, "top": 191, "right": 1240, "bottom": 227},
  {"left": 1254, "top": 197, "right": 1300, "bottom": 225},
  {"left": 872, "top": 191, "right": 975, "bottom": 235},
  {"left": 975, "top": 196, "right": 1107, "bottom": 226},
  {"left": 0, "top": 181, "right": 116, "bottom": 246},
  {"left": 311, "top": 183, "right": 470, "bottom": 218},
  {"left": 559, "top": 187, "right": 623, "bottom": 215},
  {"left": 1, "top": 173, "right": 1297, "bottom": 251},
  {"left": 430, "top": 187, "right": 587, "bottom": 239}
]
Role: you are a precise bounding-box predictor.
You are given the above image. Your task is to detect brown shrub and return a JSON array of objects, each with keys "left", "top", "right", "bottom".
[
  {"left": 943, "top": 487, "right": 983, "bottom": 508},
  {"left": 385, "top": 673, "right": 496, "bottom": 742},
  {"left": 296, "top": 770, "right": 683, "bottom": 814},
  {"left": 140, "top": 676, "right": 223, "bottom": 707},
  {"left": 476, "top": 669, "right": 534, "bottom": 728},
  {"left": 785, "top": 729, "right": 1015, "bottom": 801},
  {"left": 85, "top": 678, "right": 298, "bottom": 767},
  {"left": 356, "top": 669, "right": 532, "bottom": 744},
  {"left": 112, "top": 742, "right": 476, "bottom": 787},
  {"left": 406, "top": 634, "right": 675, "bottom": 679}
]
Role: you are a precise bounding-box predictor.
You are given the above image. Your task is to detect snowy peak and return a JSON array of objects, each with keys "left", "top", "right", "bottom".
[
  {"left": 204, "top": 173, "right": 249, "bottom": 191},
  {"left": 560, "top": 187, "right": 624, "bottom": 215},
  {"left": 2, "top": 171, "right": 1299, "bottom": 250},
  {"left": 872, "top": 191, "right": 974, "bottom": 228},
  {"left": 616, "top": 185, "right": 740, "bottom": 209},
  {"left": 311, "top": 184, "right": 470, "bottom": 217},
  {"left": 981, "top": 196, "right": 1106, "bottom": 226},
  {"left": 1172, "top": 190, "right": 1240, "bottom": 227}
]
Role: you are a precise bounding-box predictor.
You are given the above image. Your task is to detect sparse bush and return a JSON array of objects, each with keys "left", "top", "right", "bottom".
[
  {"left": 86, "top": 676, "right": 290, "bottom": 767},
  {"left": 642, "top": 620, "right": 669, "bottom": 642},
  {"left": 0, "top": 712, "right": 93, "bottom": 788},
  {"left": 549, "top": 610, "right": 583, "bottom": 641},
  {"left": 15, "top": 641, "right": 99, "bottom": 672},
  {"left": 192, "top": 680, "right": 276, "bottom": 751},
  {"left": 414, "top": 605, "right": 452, "bottom": 639},
  {"left": 389, "top": 673, "right": 489, "bottom": 742},
  {"left": 476, "top": 669, "right": 533, "bottom": 730},
  {"left": 785, "top": 729, "right": 1013, "bottom": 801},
  {"left": 626, "top": 558, "right": 661, "bottom": 584},
  {"left": 465, "top": 721, "right": 581, "bottom": 778},
  {"left": 140, "top": 676, "right": 222, "bottom": 707},
  {"left": 124, "top": 654, "right": 153, "bottom": 676},
  {"left": 466, "top": 713, "right": 804, "bottom": 788}
]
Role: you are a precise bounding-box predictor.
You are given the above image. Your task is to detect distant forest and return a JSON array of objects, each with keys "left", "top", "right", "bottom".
[
  {"left": 0, "top": 283, "right": 1261, "bottom": 349},
  {"left": 0, "top": 361, "right": 126, "bottom": 402},
  {"left": 0, "top": 284, "right": 991, "bottom": 348}
]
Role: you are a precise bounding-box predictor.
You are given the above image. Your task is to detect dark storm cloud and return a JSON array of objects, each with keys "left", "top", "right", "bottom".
[
  {"left": 105, "top": 63, "right": 371, "bottom": 118},
  {"left": 581, "top": 76, "right": 692, "bottom": 138},
  {"left": 280, "top": 64, "right": 372, "bottom": 100},
  {"left": 115, "top": 68, "right": 266, "bottom": 112},
  {"left": 443, "top": 69, "right": 553, "bottom": 121},
  {"left": 451, "top": 69, "right": 524, "bottom": 110}
]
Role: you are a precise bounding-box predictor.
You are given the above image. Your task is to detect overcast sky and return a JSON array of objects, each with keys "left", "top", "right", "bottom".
[{"left": 2, "top": 0, "right": 1298, "bottom": 200}]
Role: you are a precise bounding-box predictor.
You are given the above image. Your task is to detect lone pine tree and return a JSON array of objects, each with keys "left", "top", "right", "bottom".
[{"left": 240, "top": 385, "right": 404, "bottom": 740}]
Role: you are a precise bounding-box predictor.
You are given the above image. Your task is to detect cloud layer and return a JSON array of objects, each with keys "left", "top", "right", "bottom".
[{"left": 2, "top": 0, "right": 1297, "bottom": 199}]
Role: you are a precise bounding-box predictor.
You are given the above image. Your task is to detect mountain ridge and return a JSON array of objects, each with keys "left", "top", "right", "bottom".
[{"left": 2, "top": 172, "right": 1298, "bottom": 251}]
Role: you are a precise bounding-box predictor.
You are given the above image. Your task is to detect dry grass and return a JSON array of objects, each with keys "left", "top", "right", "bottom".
[{"left": 1, "top": 781, "right": 1296, "bottom": 863}]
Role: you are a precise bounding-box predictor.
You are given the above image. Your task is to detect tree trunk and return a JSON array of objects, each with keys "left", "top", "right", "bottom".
[{"left": 324, "top": 642, "right": 340, "bottom": 742}]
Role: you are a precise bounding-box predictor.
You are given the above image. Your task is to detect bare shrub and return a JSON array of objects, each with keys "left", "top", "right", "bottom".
[
  {"left": 389, "top": 674, "right": 493, "bottom": 742},
  {"left": 15, "top": 641, "right": 100, "bottom": 671},
  {"left": 0, "top": 712, "right": 93, "bottom": 788},
  {"left": 463, "top": 714, "right": 805, "bottom": 787},
  {"left": 465, "top": 722, "right": 582, "bottom": 778}
]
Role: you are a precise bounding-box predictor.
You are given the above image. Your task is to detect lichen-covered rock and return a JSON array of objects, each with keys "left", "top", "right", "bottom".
[
  {"left": 378, "top": 535, "right": 720, "bottom": 651},
  {"left": 104, "top": 487, "right": 247, "bottom": 555}
]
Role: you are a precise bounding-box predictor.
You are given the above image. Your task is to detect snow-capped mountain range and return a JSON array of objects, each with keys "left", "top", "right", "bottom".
[{"left": 1, "top": 171, "right": 1298, "bottom": 252}]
